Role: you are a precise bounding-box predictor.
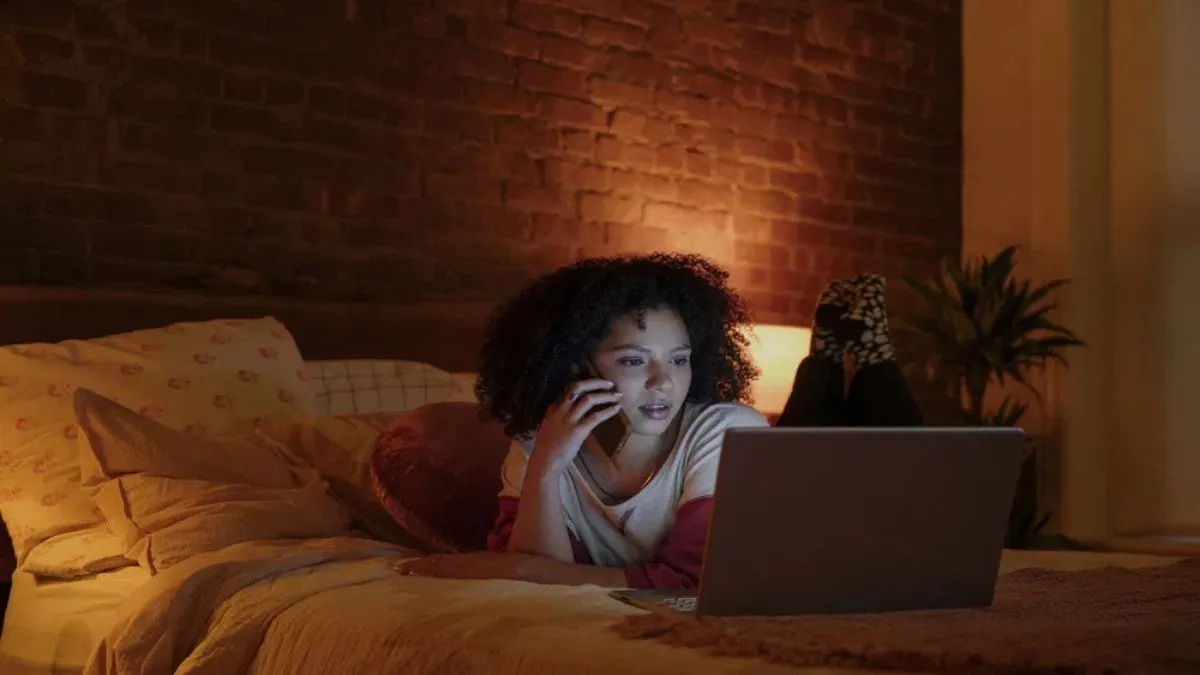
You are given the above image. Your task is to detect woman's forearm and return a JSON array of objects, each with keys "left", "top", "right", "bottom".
[
  {"left": 507, "top": 468, "right": 576, "bottom": 563},
  {"left": 517, "top": 555, "right": 628, "bottom": 588}
]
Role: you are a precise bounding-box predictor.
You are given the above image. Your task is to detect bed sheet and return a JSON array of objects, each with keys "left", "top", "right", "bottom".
[
  {"left": 0, "top": 565, "right": 151, "bottom": 675},
  {"left": 78, "top": 537, "right": 1181, "bottom": 675}
]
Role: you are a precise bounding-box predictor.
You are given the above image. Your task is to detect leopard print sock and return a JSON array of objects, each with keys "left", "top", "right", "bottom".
[
  {"left": 844, "top": 273, "right": 895, "bottom": 368},
  {"left": 809, "top": 278, "right": 863, "bottom": 362}
]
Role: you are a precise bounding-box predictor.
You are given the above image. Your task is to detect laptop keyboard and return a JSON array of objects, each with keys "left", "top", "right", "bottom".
[{"left": 658, "top": 596, "right": 697, "bottom": 613}]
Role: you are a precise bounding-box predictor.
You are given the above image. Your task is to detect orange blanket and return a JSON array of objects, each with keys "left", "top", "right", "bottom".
[{"left": 613, "top": 558, "right": 1200, "bottom": 674}]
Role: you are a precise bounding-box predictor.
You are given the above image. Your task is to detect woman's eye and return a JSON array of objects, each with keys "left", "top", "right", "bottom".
[
  {"left": 671, "top": 357, "right": 690, "bottom": 366},
  {"left": 618, "top": 358, "right": 644, "bottom": 367}
]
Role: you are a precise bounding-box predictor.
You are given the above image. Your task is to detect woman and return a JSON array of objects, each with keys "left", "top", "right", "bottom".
[{"left": 395, "top": 254, "right": 922, "bottom": 588}]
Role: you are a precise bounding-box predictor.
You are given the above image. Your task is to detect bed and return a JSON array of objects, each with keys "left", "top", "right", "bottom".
[{"left": 0, "top": 285, "right": 1193, "bottom": 675}]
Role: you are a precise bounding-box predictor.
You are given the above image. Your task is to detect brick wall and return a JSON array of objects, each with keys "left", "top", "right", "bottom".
[{"left": 0, "top": 0, "right": 961, "bottom": 324}]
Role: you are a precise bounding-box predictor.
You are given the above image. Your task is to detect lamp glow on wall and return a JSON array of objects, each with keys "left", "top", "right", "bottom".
[{"left": 742, "top": 324, "right": 811, "bottom": 416}]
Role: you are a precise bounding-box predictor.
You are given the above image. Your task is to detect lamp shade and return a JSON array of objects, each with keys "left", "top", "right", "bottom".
[{"left": 743, "top": 324, "right": 811, "bottom": 415}]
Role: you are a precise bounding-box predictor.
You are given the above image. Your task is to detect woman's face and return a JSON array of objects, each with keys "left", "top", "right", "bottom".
[{"left": 590, "top": 308, "right": 693, "bottom": 438}]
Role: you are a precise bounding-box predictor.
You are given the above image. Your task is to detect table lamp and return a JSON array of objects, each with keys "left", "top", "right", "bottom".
[{"left": 743, "top": 324, "right": 811, "bottom": 422}]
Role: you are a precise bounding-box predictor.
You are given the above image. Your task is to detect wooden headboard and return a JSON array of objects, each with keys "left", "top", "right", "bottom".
[{"left": 0, "top": 285, "right": 497, "bottom": 372}]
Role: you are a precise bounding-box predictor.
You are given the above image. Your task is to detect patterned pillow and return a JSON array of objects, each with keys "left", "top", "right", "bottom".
[
  {"left": 0, "top": 316, "right": 317, "bottom": 571},
  {"left": 19, "top": 525, "right": 128, "bottom": 578},
  {"left": 370, "top": 402, "right": 511, "bottom": 553},
  {"left": 304, "top": 360, "right": 475, "bottom": 416}
]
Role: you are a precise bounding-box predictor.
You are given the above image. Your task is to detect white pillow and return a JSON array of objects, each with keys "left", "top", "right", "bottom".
[{"left": 74, "top": 387, "right": 352, "bottom": 574}]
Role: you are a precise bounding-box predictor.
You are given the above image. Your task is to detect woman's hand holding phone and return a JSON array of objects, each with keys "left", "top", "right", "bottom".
[{"left": 528, "top": 378, "right": 623, "bottom": 480}]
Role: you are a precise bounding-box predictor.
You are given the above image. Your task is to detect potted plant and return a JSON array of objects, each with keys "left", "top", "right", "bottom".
[{"left": 898, "top": 245, "right": 1087, "bottom": 549}]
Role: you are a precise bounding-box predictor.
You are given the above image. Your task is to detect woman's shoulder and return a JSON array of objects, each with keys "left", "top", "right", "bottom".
[
  {"left": 681, "top": 401, "right": 770, "bottom": 440},
  {"left": 686, "top": 398, "right": 768, "bottom": 429}
]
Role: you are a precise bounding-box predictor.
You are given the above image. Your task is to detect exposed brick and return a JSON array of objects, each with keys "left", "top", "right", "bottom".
[
  {"left": 435, "top": 0, "right": 508, "bottom": 20},
  {"left": 580, "top": 194, "right": 641, "bottom": 224},
  {"left": 580, "top": 17, "right": 647, "bottom": 50},
  {"left": 606, "top": 51, "right": 674, "bottom": 87},
  {"left": 676, "top": 179, "right": 734, "bottom": 211},
  {"left": 210, "top": 103, "right": 299, "bottom": 142},
  {"left": 518, "top": 60, "right": 588, "bottom": 98},
  {"left": 494, "top": 116, "right": 558, "bottom": 151},
  {"left": 538, "top": 34, "right": 608, "bottom": 70},
  {"left": 511, "top": 4, "right": 582, "bottom": 35},
  {"left": 425, "top": 171, "right": 503, "bottom": 205},
  {"left": 443, "top": 47, "right": 515, "bottom": 84},
  {"left": 464, "top": 80, "right": 537, "bottom": 115},
  {"left": 673, "top": 71, "right": 737, "bottom": 101},
  {"left": 588, "top": 78, "right": 655, "bottom": 109},
  {"left": 23, "top": 73, "right": 88, "bottom": 110},
  {"left": 0, "top": 0, "right": 961, "bottom": 325},
  {"left": 596, "top": 137, "right": 658, "bottom": 171},
  {"left": 770, "top": 169, "right": 821, "bottom": 195},
  {"left": 465, "top": 21, "right": 540, "bottom": 59},
  {"left": 537, "top": 95, "right": 606, "bottom": 130},
  {"left": 682, "top": 18, "right": 740, "bottom": 48},
  {"left": 425, "top": 106, "right": 493, "bottom": 141},
  {"left": 684, "top": 151, "right": 714, "bottom": 178},
  {"left": 12, "top": 32, "right": 75, "bottom": 65},
  {"left": 542, "top": 158, "right": 609, "bottom": 192},
  {"left": 850, "top": 8, "right": 903, "bottom": 39},
  {"left": 736, "top": 136, "right": 795, "bottom": 165},
  {"left": 737, "top": 188, "right": 798, "bottom": 218},
  {"left": 505, "top": 183, "right": 575, "bottom": 217},
  {"left": 655, "top": 144, "right": 688, "bottom": 173},
  {"left": 609, "top": 111, "right": 672, "bottom": 144},
  {"left": 610, "top": 170, "right": 676, "bottom": 201},
  {"left": 644, "top": 203, "right": 726, "bottom": 232}
]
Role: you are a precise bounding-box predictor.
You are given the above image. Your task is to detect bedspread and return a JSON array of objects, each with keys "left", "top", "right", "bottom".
[
  {"left": 81, "top": 536, "right": 1184, "bottom": 675},
  {"left": 82, "top": 536, "right": 798, "bottom": 675}
]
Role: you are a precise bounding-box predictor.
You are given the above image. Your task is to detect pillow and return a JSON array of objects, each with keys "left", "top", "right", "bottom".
[
  {"left": 370, "top": 402, "right": 511, "bottom": 553},
  {"left": 304, "top": 360, "right": 475, "bottom": 415},
  {"left": 73, "top": 387, "right": 351, "bottom": 574},
  {"left": 0, "top": 316, "right": 317, "bottom": 574},
  {"left": 20, "top": 525, "right": 129, "bottom": 578},
  {"left": 252, "top": 413, "right": 429, "bottom": 550}
]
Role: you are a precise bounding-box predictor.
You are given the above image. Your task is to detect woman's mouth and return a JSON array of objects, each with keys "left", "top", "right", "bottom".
[{"left": 638, "top": 403, "right": 672, "bottom": 421}]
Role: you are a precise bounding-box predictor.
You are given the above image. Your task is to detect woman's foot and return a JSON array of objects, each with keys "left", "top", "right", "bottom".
[
  {"left": 843, "top": 273, "right": 895, "bottom": 368},
  {"left": 809, "top": 278, "right": 865, "bottom": 362}
]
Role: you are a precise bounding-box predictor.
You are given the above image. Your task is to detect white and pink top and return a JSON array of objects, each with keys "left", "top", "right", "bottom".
[{"left": 487, "top": 402, "right": 770, "bottom": 589}]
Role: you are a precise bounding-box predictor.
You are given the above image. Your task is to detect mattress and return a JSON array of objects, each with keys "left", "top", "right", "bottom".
[{"left": 0, "top": 565, "right": 150, "bottom": 675}]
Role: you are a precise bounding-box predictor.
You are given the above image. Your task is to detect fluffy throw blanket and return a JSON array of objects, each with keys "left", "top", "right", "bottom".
[{"left": 612, "top": 558, "right": 1200, "bottom": 674}]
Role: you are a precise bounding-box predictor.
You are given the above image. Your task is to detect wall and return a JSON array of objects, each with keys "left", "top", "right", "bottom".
[
  {"left": 0, "top": 0, "right": 962, "bottom": 325},
  {"left": 1110, "top": 0, "right": 1200, "bottom": 537},
  {"left": 962, "top": 0, "right": 1200, "bottom": 541}
]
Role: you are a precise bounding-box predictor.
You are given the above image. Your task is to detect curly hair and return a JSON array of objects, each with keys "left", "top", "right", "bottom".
[{"left": 474, "top": 252, "right": 761, "bottom": 439}]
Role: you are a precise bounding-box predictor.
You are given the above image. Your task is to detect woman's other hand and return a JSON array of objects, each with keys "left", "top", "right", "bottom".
[
  {"left": 393, "top": 552, "right": 529, "bottom": 581},
  {"left": 528, "top": 378, "right": 621, "bottom": 479}
]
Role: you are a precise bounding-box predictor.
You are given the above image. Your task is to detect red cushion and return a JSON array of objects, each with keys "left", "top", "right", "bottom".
[{"left": 369, "top": 402, "right": 511, "bottom": 553}]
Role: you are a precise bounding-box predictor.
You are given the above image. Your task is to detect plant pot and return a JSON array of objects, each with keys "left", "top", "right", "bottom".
[{"left": 1005, "top": 437, "right": 1048, "bottom": 549}]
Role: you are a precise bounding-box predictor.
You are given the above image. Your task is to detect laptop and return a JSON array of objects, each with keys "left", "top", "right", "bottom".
[{"left": 610, "top": 426, "right": 1026, "bottom": 617}]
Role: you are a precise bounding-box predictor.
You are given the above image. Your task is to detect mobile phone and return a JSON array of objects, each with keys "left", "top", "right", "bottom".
[{"left": 579, "top": 361, "right": 631, "bottom": 457}]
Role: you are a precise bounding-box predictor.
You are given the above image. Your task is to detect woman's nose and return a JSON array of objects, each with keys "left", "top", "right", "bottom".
[{"left": 646, "top": 365, "right": 674, "bottom": 392}]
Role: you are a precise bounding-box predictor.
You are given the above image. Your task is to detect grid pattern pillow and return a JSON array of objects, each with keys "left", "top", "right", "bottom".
[{"left": 304, "top": 360, "right": 476, "bottom": 416}]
